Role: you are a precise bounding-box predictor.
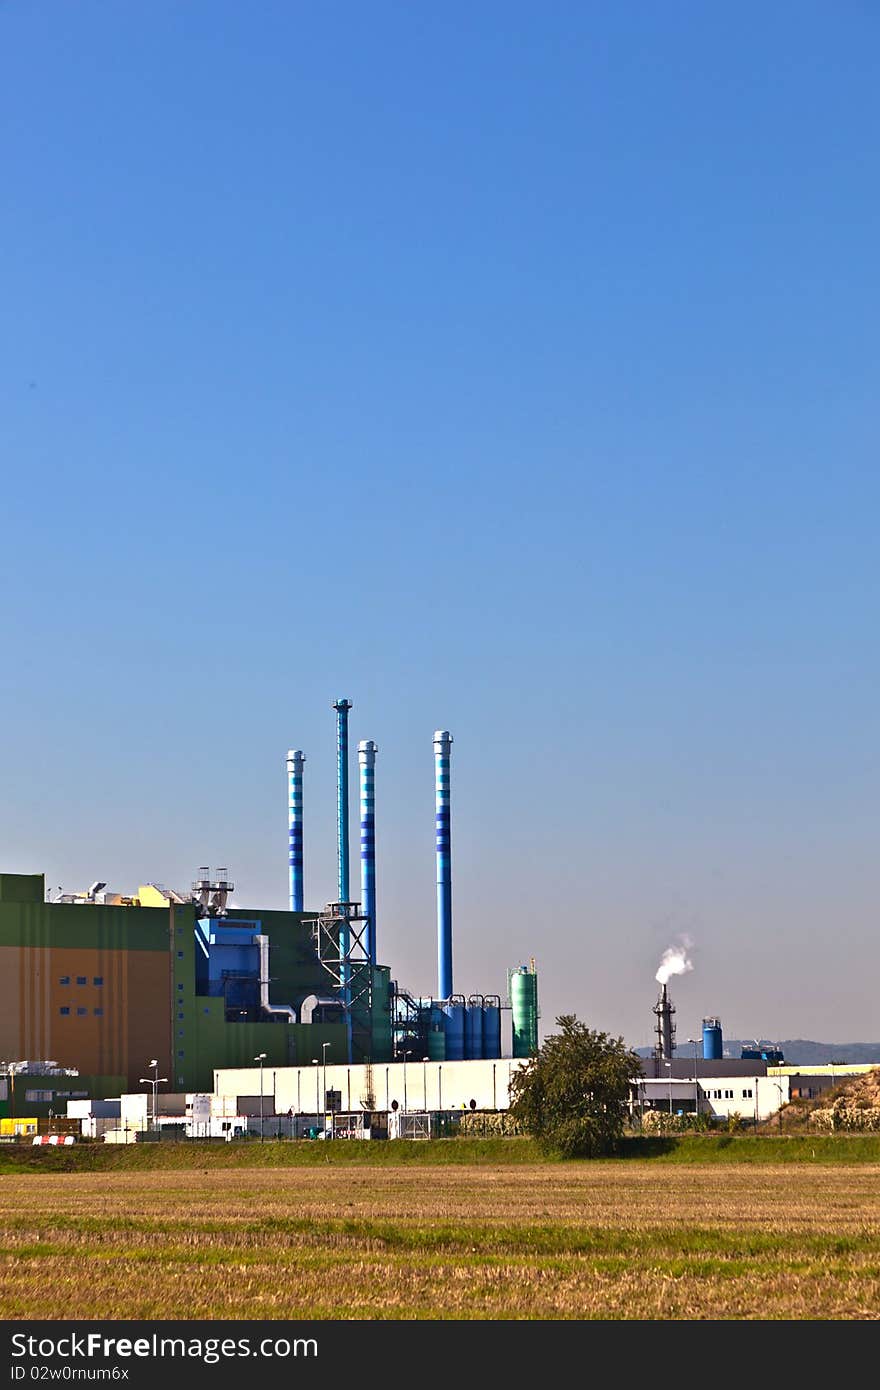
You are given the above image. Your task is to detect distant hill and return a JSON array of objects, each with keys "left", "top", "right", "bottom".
[{"left": 636, "top": 1040, "right": 880, "bottom": 1065}]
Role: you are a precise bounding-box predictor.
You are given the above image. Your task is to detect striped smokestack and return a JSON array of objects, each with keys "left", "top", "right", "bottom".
[
  {"left": 434, "top": 729, "right": 453, "bottom": 999},
  {"left": 358, "top": 740, "right": 377, "bottom": 963},
  {"left": 286, "top": 749, "right": 305, "bottom": 912}
]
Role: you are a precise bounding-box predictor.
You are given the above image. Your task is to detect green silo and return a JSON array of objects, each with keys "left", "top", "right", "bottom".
[{"left": 510, "top": 963, "right": 539, "bottom": 1058}]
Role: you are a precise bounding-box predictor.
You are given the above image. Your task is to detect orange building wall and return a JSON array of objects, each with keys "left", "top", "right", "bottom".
[{"left": 0, "top": 945, "right": 171, "bottom": 1090}]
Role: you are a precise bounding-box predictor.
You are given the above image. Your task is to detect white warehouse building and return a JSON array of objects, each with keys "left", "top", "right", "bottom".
[{"left": 213, "top": 1057, "right": 789, "bottom": 1128}]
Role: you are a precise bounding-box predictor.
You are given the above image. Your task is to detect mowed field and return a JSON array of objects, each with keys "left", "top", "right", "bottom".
[{"left": 1, "top": 1156, "right": 880, "bottom": 1319}]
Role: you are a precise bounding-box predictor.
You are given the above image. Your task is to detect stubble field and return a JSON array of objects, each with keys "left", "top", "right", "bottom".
[{"left": 1, "top": 1158, "right": 879, "bottom": 1319}]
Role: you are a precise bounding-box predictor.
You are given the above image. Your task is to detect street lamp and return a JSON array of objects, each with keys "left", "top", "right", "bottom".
[
  {"left": 773, "top": 1080, "right": 785, "bottom": 1132},
  {"left": 254, "top": 1053, "right": 267, "bottom": 1143},
  {"left": 321, "top": 1042, "right": 330, "bottom": 1120},
  {"left": 422, "top": 1057, "right": 429, "bottom": 1111},
  {"left": 664, "top": 1061, "right": 673, "bottom": 1116},
  {"left": 403, "top": 1048, "right": 409, "bottom": 1112},
  {"left": 687, "top": 1038, "right": 699, "bottom": 1121},
  {"left": 312, "top": 1059, "right": 320, "bottom": 1126},
  {"left": 138, "top": 1059, "right": 167, "bottom": 1132}
]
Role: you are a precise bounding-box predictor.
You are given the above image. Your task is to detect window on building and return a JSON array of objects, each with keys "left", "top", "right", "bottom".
[
  {"left": 60, "top": 1006, "right": 70, "bottom": 1016},
  {"left": 743, "top": 1088, "right": 753, "bottom": 1099},
  {"left": 94, "top": 1008, "right": 103, "bottom": 1017},
  {"left": 713, "top": 1089, "right": 721, "bottom": 1099},
  {"left": 177, "top": 1012, "right": 184, "bottom": 1021},
  {"left": 177, "top": 951, "right": 184, "bottom": 958},
  {"left": 76, "top": 976, "right": 87, "bottom": 985},
  {"left": 25, "top": 1090, "right": 53, "bottom": 1103},
  {"left": 178, "top": 1030, "right": 184, "bottom": 1038},
  {"left": 177, "top": 1050, "right": 184, "bottom": 1058},
  {"left": 59, "top": 976, "right": 70, "bottom": 986},
  {"left": 72, "top": 1091, "right": 87, "bottom": 1099},
  {"left": 203, "top": 1007, "right": 210, "bottom": 1015},
  {"left": 177, "top": 984, "right": 184, "bottom": 991},
  {"left": 76, "top": 1007, "right": 87, "bottom": 1017},
  {"left": 93, "top": 977, "right": 103, "bottom": 986}
]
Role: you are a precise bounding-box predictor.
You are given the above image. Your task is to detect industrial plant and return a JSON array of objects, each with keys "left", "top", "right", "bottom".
[{"left": 0, "top": 700, "right": 539, "bottom": 1097}]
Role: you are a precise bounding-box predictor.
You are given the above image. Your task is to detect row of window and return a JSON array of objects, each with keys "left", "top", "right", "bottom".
[
  {"left": 23, "top": 1090, "right": 86, "bottom": 1102},
  {"left": 59, "top": 1007, "right": 103, "bottom": 1017},
  {"left": 59, "top": 976, "right": 103, "bottom": 986},
  {"left": 709, "top": 1088, "right": 753, "bottom": 1100}
]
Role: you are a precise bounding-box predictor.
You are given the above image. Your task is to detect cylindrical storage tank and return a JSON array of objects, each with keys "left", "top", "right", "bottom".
[
  {"left": 427, "top": 1004, "right": 446, "bottom": 1061},
  {"left": 443, "top": 996, "right": 465, "bottom": 1061},
  {"left": 483, "top": 995, "right": 502, "bottom": 1059},
  {"left": 465, "top": 995, "right": 484, "bottom": 1060},
  {"left": 511, "top": 965, "right": 538, "bottom": 1058},
  {"left": 702, "top": 1016, "right": 723, "bottom": 1061}
]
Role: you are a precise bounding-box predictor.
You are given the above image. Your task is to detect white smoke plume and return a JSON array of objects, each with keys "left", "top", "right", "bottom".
[{"left": 655, "top": 937, "right": 694, "bottom": 986}]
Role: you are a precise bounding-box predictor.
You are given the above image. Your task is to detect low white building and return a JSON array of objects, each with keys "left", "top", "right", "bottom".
[
  {"left": 214, "top": 1058, "right": 789, "bottom": 1127},
  {"left": 634, "top": 1073, "right": 789, "bottom": 1124},
  {"left": 214, "top": 1058, "right": 524, "bottom": 1119}
]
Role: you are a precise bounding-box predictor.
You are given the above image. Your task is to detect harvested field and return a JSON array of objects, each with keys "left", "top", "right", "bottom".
[{"left": 1, "top": 1162, "right": 879, "bottom": 1319}]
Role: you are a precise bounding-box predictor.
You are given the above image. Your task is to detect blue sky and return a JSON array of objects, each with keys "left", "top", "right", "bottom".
[{"left": 1, "top": 3, "right": 878, "bottom": 1047}]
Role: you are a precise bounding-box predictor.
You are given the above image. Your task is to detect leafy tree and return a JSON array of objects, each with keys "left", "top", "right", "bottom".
[{"left": 509, "top": 1015, "right": 640, "bottom": 1158}]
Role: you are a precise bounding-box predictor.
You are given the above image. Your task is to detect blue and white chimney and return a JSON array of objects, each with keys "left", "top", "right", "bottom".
[
  {"left": 434, "top": 730, "right": 453, "bottom": 1000},
  {"left": 358, "top": 739, "right": 377, "bottom": 963},
  {"left": 286, "top": 749, "right": 305, "bottom": 912}
]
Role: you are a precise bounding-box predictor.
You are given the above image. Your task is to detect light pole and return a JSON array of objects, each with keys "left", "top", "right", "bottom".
[
  {"left": 422, "top": 1057, "right": 429, "bottom": 1111},
  {"left": 403, "top": 1049, "right": 408, "bottom": 1113},
  {"left": 687, "top": 1038, "right": 699, "bottom": 1121},
  {"left": 322, "top": 1042, "right": 330, "bottom": 1119},
  {"left": 773, "top": 1081, "right": 784, "bottom": 1132},
  {"left": 139, "top": 1059, "right": 167, "bottom": 1132},
  {"left": 312, "top": 1059, "right": 320, "bottom": 1126},
  {"left": 254, "top": 1053, "right": 267, "bottom": 1143},
  {"left": 664, "top": 1061, "right": 673, "bottom": 1116}
]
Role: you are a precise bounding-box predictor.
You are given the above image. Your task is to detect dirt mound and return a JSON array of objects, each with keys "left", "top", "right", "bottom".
[{"left": 811, "top": 1067, "right": 880, "bottom": 1132}]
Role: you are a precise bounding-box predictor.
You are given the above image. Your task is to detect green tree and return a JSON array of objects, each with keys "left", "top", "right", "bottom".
[{"left": 509, "top": 1015, "right": 640, "bottom": 1158}]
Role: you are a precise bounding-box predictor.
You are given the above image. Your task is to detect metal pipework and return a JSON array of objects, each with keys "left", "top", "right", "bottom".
[
  {"left": 358, "top": 739, "right": 377, "bottom": 963},
  {"left": 286, "top": 749, "right": 305, "bottom": 912},
  {"left": 434, "top": 730, "right": 453, "bottom": 1000}
]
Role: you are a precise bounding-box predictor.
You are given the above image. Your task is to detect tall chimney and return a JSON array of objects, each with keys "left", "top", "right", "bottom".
[
  {"left": 286, "top": 749, "right": 305, "bottom": 912},
  {"left": 653, "top": 982, "right": 676, "bottom": 1062},
  {"left": 358, "top": 739, "right": 377, "bottom": 963},
  {"left": 332, "top": 699, "right": 352, "bottom": 904},
  {"left": 434, "top": 730, "right": 453, "bottom": 999}
]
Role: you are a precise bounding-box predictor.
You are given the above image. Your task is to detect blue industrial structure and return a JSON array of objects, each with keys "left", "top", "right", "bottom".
[
  {"left": 279, "top": 708, "right": 528, "bottom": 1067},
  {"left": 286, "top": 749, "right": 305, "bottom": 912},
  {"left": 333, "top": 699, "right": 353, "bottom": 904},
  {"left": 358, "top": 740, "right": 377, "bottom": 964},
  {"left": 434, "top": 730, "right": 453, "bottom": 1001}
]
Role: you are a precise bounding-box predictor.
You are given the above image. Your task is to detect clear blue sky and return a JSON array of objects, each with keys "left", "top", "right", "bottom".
[{"left": 2, "top": 3, "right": 878, "bottom": 1048}]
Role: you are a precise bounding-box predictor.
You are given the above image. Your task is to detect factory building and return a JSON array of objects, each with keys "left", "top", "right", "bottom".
[{"left": 0, "top": 702, "right": 536, "bottom": 1094}]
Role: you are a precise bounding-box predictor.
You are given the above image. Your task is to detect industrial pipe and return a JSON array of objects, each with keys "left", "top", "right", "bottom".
[
  {"left": 434, "top": 730, "right": 453, "bottom": 1000},
  {"left": 358, "top": 739, "right": 377, "bottom": 963},
  {"left": 256, "top": 936, "right": 297, "bottom": 1022},
  {"left": 286, "top": 749, "right": 305, "bottom": 912}
]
